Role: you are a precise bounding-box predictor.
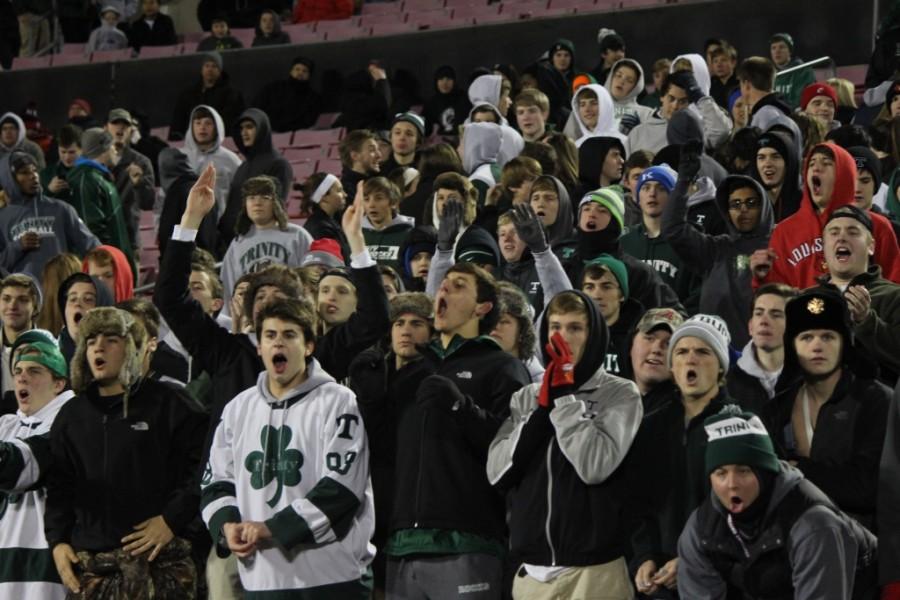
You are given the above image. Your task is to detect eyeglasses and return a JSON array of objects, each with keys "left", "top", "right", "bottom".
[{"left": 728, "top": 198, "right": 761, "bottom": 211}]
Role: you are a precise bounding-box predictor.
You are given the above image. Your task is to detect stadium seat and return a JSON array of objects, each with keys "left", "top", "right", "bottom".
[
  {"left": 283, "top": 147, "right": 325, "bottom": 162},
  {"left": 222, "top": 137, "right": 239, "bottom": 153},
  {"left": 362, "top": 1, "right": 403, "bottom": 14},
  {"left": 547, "top": 0, "right": 595, "bottom": 11},
  {"left": 151, "top": 126, "right": 169, "bottom": 140},
  {"left": 317, "top": 158, "right": 343, "bottom": 175},
  {"left": 360, "top": 12, "right": 410, "bottom": 26},
  {"left": 271, "top": 131, "right": 293, "bottom": 149},
  {"left": 293, "top": 128, "right": 344, "bottom": 146},
  {"left": 371, "top": 21, "right": 420, "bottom": 36},
  {"left": 313, "top": 113, "right": 340, "bottom": 129},
  {"left": 91, "top": 48, "right": 132, "bottom": 62},
  {"left": 410, "top": 10, "right": 458, "bottom": 29},
  {"left": 452, "top": 3, "right": 499, "bottom": 23},
  {"left": 181, "top": 42, "right": 198, "bottom": 54},
  {"left": 508, "top": 0, "right": 550, "bottom": 18},
  {"left": 138, "top": 45, "right": 180, "bottom": 59},
  {"left": 289, "top": 159, "right": 318, "bottom": 181},
  {"left": 61, "top": 43, "right": 86, "bottom": 55},
  {"left": 52, "top": 53, "right": 90, "bottom": 67},
  {"left": 402, "top": 0, "right": 446, "bottom": 10},
  {"left": 12, "top": 55, "right": 51, "bottom": 70},
  {"left": 283, "top": 23, "right": 324, "bottom": 43},
  {"left": 230, "top": 28, "right": 255, "bottom": 47}
]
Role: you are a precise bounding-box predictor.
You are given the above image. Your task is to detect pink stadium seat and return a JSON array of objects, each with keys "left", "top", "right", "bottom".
[
  {"left": 61, "top": 43, "right": 85, "bottom": 55},
  {"left": 140, "top": 210, "right": 155, "bottom": 230},
  {"left": 283, "top": 23, "right": 323, "bottom": 43},
  {"left": 293, "top": 128, "right": 344, "bottom": 146},
  {"left": 283, "top": 147, "right": 325, "bottom": 162},
  {"left": 313, "top": 113, "right": 340, "bottom": 129},
  {"left": 52, "top": 53, "right": 90, "bottom": 67},
  {"left": 410, "top": 10, "right": 458, "bottom": 29},
  {"left": 326, "top": 144, "right": 342, "bottom": 159},
  {"left": 139, "top": 45, "right": 179, "bottom": 59},
  {"left": 181, "top": 42, "right": 198, "bottom": 54},
  {"left": 362, "top": 1, "right": 403, "bottom": 14},
  {"left": 317, "top": 158, "right": 343, "bottom": 176},
  {"left": 371, "top": 21, "right": 420, "bottom": 36},
  {"left": 12, "top": 55, "right": 51, "bottom": 70},
  {"left": 91, "top": 48, "right": 132, "bottom": 62},
  {"left": 139, "top": 229, "right": 156, "bottom": 250},
  {"left": 322, "top": 26, "right": 364, "bottom": 41},
  {"left": 445, "top": 0, "right": 486, "bottom": 6},
  {"left": 507, "top": 0, "right": 550, "bottom": 18},
  {"left": 452, "top": 3, "right": 499, "bottom": 23},
  {"left": 181, "top": 31, "right": 206, "bottom": 43},
  {"left": 230, "top": 28, "right": 255, "bottom": 47},
  {"left": 620, "top": 0, "right": 661, "bottom": 8},
  {"left": 271, "top": 131, "right": 293, "bottom": 149},
  {"left": 151, "top": 126, "right": 169, "bottom": 140},
  {"left": 547, "top": 0, "right": 595, "bottom": 11},
  {"left": 289, "top": 160, "right": 318, "bottom": 181},
  {"left": 836, "top": 64, "right": 867, "bottom": 86},
  {"left": 360, "top": 12, "right": 409, "bottom": 26},
  {"left": 402, "top": 0, "right": 446, "bottom": 10},
  {"left": 474, "top": 9, "right": 510, "bottom": 24},
  {"left": 222, "top": 137, "right": 239, "bottom": 153}
]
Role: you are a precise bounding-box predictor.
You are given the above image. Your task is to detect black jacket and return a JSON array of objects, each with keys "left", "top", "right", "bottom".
[
  {"left": 157, "top": 147, "right": 217, "bottom": 259},
  {"left": 253, "top": 77, "right": 322, "bottom": 133},
  {"left": 340, "top": 166, "right": 369, "bottom": 204},
  {"left": 128, "top": 13, "right": 177, "bottom": 50},
  {"left": 219, "top": 108, "right": 293, "bottom": 250},
  {"left": 44, "top": 379, "right": 206, "bottom": 552},
  {"left": 726, "top": 360, "right": 800, "bottom": 416},
  {"left": 762, "top": 369, "right": 891, "bottom": 524},
  {"left": 604, "top": 297, "right": 643, "bottom": 378},
  {"left": 333, "top": 71, "right": 393, "bottom": 132},
  {"left": 390, "top": 335, "right": 530, "bottom": 541},
  {"left": 498, "top": 253, "right": 543, "bottom": 313},
  {"left": 302, "top": 203, "right": 350, "bottom": 264},
  {"left": 626, "top": 389, "right": 733, "bottom": 567},
  {"left": 169, "top": 72, "right": 246, "bottom": 141}
]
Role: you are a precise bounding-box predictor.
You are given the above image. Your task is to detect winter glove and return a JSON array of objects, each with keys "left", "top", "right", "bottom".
[
  {"left": 537, "top": 361, "right": 555, "bottom": 408},
  {"left": 511, "top": 203, "right": 549, "bottom": 253},
  {"left": 545, "top": 332, "right": 575, "bottom": 400},
  {"left": 619, "top": 112, "right": 640, "bottom": 135},
  {"left": 677, "top": 140, "right": 703, "bottom": 183},
  {"left": 416, "top": 374, "right": 469, "bottom": 412},
  {"left": 669, "top": 70, "right": 704, "bottom": 103},
  {"left": 437, "top": 199, "right": 464, "bottom": 251}
]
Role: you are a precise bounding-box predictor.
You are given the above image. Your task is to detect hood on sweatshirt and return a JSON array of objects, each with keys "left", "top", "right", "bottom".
[
  {"left": 399, "top": 224, "right": 437, "bottom": 279},
  {"left": 462, "top": 122, "right": 503, "bottom": 174},
  {"left": 799, "top": 142, "right": 856, "bottom": 221},
  {"left": 468, "top": 74, "right": 503, "bottom": 110},
  {"left": 256, "top": 357, "right": 334, "bottom": 405},
  {"left": 0, "top": 112, "right": 26, "bottom": 150},
  {"left": 158, "top": 147, "right": 195, "bottom": 191},
  {"left": 571, "top": 83, "right": 618, "bottom": 142},
  {"left": 578, "top": 136, "right": 626, "bottom": 187},
  {"left": 604, "top": 58, "right": 646, "bottom": 105},
  {"left": 82, "top": 244, "right": 134, "bottom": 302},
  {"left": 533, "top": 175, "right": 574, "bottom": 247},
  {"left": 671, "top": 53, "right": 711, "bottom": 97},
  {"left": 497, "top": 125, "right": 524, "bottom": 168},
  {"left": 751, "top": 107, "right": 804, "bottom": 163},
  {"left": 538, "top": 289, "right": 609, "bottom": 388},
  {"left": 184, "top": 104, "right": 225, "bottom": 156},
  {"left": 0, "top": 152, "right": 34, "bottom": 204},
  {"left": 234, "top": 107, "right": 275, "bottom": 159},
  {"left": 714, "top": 175, "right": 774, "bottom": 238},
  {"left": 57, "top": 272, "right": 116, "bottom": 318},
  {"left": 750, "top": 129, "right": 802, "bottom": 203},
  {"left": 454, "top": 225, "right": 501, "bottom": 268}
]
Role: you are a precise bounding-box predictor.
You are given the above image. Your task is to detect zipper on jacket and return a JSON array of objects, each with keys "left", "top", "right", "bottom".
[
  {"left": 544, "top": 444, "right": 556, "bottom": 566},
  {"left": 102, "top": 414, "right": 111, "bottom": 535},
  {"left": 412, "top": 409, "right": 428, "bottom": 528}
]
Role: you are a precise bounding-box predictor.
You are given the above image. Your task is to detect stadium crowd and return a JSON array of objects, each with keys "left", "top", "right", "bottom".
[{"left": 1, "top": 1, "right": 900, "bottom": 599}]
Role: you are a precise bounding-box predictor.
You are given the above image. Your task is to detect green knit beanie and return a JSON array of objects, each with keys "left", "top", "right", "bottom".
[
  {"left": 579, "top": 187, "right": 625, "bottom": 234},
  {"left": 11, "top": 329, "right": 68, "bottom": 379},
  {"left": 704, "top": 406, "right": 780, "bottom": 475},
  {"left": 584, "top": 253, "right": 629, "bottom": 299}
]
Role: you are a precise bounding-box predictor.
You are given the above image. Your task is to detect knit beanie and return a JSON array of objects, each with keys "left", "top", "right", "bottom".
[
  {"left": 635, "top": 164, "right": 677, "bottom": 198},
  {"left": 389, "top": 291, "right": 434, "bottom": 323},
  {"left": 584, "top": 253, "right": 629, "bottom": 299},
  {"left": 578, "top": 187, "right": 625, "bottom": 234},
  {"left": 81, "top": 128, "right": 113, "bottom": 159},
  {"left": 10, "top": 329, "right": 67, "bottom": 378},
  {"left": 667, "top": 313, "right": 731, "bottom": 371},
  {"left": 800, "top": 82, "right": 838, "bottom": 111},
  {"left": 300, "top": 238, "right": 344, "bottom": 269},
  {"left": 202, "top": 51, "right": 223, "bottom": 70},
  {"left": 704, "top": 405, "right": 781, "bottom": 475},
  {"left": 769, "top": 33, "right": 794, "bottom": 52},
  {"left": 847, "top": 145, "right": 882, "bottom": 190},
  {"left": 727, "top": 88, "right": 742, "bottom": 113},
  {"left": 392, "top": 112, "right": 425, "bottom": 138},
  {"left": 10, "top": 151, "right": 37, "bottom": 173},
  {"left": 549, "top": 38, "right": 575, "bottom": 58}
]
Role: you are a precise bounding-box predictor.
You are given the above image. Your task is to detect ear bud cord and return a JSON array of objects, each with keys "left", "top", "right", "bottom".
[
  {"left": 726, "top": 513, "right": 751, "bottom": 559},
  {"left": 801, "top": 386, "right": 815, "bottom": 450}
]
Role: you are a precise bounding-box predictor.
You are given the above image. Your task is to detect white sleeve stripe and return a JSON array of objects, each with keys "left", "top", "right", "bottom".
[{"left": 201, "top": 496, "right": 238, "bottom": 526}]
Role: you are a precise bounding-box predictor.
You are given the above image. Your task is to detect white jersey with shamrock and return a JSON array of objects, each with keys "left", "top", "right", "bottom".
[
  {"left": 201, "top": 360, "right": 375, "bottom": 594},
  {"left": 0, "top": 391, "right": 74, "bottom": 600}
]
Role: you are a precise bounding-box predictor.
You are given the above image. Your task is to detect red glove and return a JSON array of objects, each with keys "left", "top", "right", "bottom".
[
  {"left": 546, "top": 332, "right": 575, "bottom": 387},
  {"left": 882, "top": 582, "right": 900, "bottom": 600},
  {"left": 537, "top": 360, "right": 555, "bottom": 408}
]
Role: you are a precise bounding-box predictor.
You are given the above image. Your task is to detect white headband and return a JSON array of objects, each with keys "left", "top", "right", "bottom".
[{"left": 311, "top": 173, "right": 338, "bottom": 204}]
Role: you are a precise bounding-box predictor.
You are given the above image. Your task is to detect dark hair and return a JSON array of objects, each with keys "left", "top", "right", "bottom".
[
  {"left": 191, "top": 247, "right": 216, "bottom": 271},
  {"left": 254, "top": 297, "right": 318, "bottom": 345},
  {"left": 339, "top": 129, "right": 377, "bottom": 168},
  {"left": 752, "top": 283, "right": 798, "bottom": 315},
  {"left": 736, "top": 57, "right": 776, "bottom": 92},
  {"left": 520, "top": 141, "right": 557, "bottom": 176},
  {"left": 236, "top": 175, "right": 288, "bottom": 235},
  {"left": 116, "top": 297, "right": 161, "bottom": 339},
  {"left": 445, "top": 262, "right": 499, "bottom": 334},
  {"left": 542, "top": 132, "right": 578, "bottom": 190},
  {"left": 624, "top": 149, "right": 654, "bottom": 173},
  {"left": 378, "top": 265, "right": 404, "bottom": 293},
  {"left": 416, "top": 143, "right": 465, "bottom": 180},
  {"left": 243, "top": 264, "right": 304, "bottom": 322},
  {"left": 191, "top": 264, "right": 224, "bottom": 300},
  {"left": 192, "top": 106, "right": 215, "bottom": 122},
  {"left": 0, "top": 274, "right": 41, "bottom": 315},
  {"left": 825, "top": 124, "right": 872, "bottom": 149},
  {"left": 57, "top": 124, "right": 82, "bottom": 148},
  {"left": 363, "top": 176, "right": 402, "bottom": 207}
]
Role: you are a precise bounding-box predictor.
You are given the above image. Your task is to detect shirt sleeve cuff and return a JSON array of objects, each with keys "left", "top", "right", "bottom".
[
  {"left": 350, "top": 249, "right": 376, "bottom": 269},
  {"left": 172, "top": 225, "right": 198, "bottom": 242}
]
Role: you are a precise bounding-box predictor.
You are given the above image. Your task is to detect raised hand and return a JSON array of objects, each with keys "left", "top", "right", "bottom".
[
  {"left": 511, "top": 203, "right": 548, "bottom": 253},
  {"left": 181, "top": 163, "right": 217, "bottom": 230},
  {"left": 677, "top": 140, "right": 703, "bottom": 183},
  {"left": 342, "top": 180, "right": 366, "bottom": 256},
  {"left": 437, "top": 200, "right": 464, "bottom": 251}
]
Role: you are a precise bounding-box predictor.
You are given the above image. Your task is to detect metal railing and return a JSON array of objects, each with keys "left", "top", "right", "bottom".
[{"left": 775, "top": 56, "right": 833, "bottom": 78}]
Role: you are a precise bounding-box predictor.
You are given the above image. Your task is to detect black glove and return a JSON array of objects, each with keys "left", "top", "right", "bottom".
[
  {"left": 416, "top": 374, "right": 469, "bottom": 412},
  {"left": 678, "top": 140, "right": 703, "bottom": 182},
  {"left": 511, "top": 203, "right": 549, "bottom": 253},
  {"left": 670, "top": 70, "right": 704, "bottom": 103},
  {"left": 437, "top": 199, "right": 463, "bottom": 251},
  {"left": 619, "top": 112, "right": 640, "bottom": 135}
]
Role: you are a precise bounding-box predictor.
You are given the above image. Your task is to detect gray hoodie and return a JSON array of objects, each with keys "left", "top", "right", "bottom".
[
  {"left": 0, "top": 153, "right": 99, "bottom": 279},
  {"left": 678, "top": 464, "right": 874, "bottom": 600},
  {"left": 604, "top": 58, "right": 654, "bottom": 129},
  {"left": 181, "top": 104, "right": 242, "bottom": 219},
  {"left": 462, "top": 121, "right": 503, "bottom": 180},
  {"left": 0, "top": 112, "right": 46, "bottom": 169},
  {"left": 567, "top": 84, "right": 629, "bottom": 151}
]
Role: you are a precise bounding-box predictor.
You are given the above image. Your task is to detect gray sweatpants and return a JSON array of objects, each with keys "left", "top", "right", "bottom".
[{"left": 386, "top": 554, "right": 503, "bottom": 599}]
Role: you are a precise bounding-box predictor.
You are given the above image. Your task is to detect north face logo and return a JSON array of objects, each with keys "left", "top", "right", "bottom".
[
  {"left": 245, "top": 425, "right": 304, "bottom": 507},
  {"left": 456, "top": 371, "right": 472, "bottom": 379}
]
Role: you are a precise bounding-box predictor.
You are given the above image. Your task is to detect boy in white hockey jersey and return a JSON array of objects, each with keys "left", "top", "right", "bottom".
[
  {"left": 0, "top": 330, "right": 73, "bottom": 599},
  {"left": 201, "top": 297, "right": 375, "bottom": 598}
]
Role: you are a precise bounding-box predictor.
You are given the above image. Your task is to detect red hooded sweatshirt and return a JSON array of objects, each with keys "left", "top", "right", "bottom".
[
  {"left": 82, "top": 244, "right": 134, "bottom": 302},
  {"left": 755, "top": 142, "right": 900, "bottom": 289}
]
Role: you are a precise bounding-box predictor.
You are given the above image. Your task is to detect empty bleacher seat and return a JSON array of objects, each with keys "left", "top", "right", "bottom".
[
  {"left": 91, "top": 48, "right": 132, "bottom": 62},
  {"left": 292, "top": 128, "right": 344, "bottom": 146},
  {"left": 52, "top": 53, "right": 90, "bottom": 67},
  {"left": 12, "top": 55, "right": 51, "bottom": 70},
  {"left": 283, "top": 147, "right": 325, "bottom": 162},
  {"left": 317, "top": 158, "right": 343, "bottom": 175},
  {"left": 271, "top": 131, "right": 293, "bottom": 149},
  {"left": 289, "top": 160, "right": 318, "bottom": 181},
  {"left": 230, "top": 28, "right": 255, "bottom": 47},
  {"left": 139, "top": 45, "right": 180, "bottom": 59},
  {"left": 371, "top": 21, "right": 420, "bottom": 36},
  {"left": 362, "top": 1, "right": 403, "bottom": 14}
]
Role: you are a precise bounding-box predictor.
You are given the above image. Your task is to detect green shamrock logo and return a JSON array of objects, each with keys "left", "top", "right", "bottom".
[{"left": 244, "top": 425, "right": 304, "bottom": 507}]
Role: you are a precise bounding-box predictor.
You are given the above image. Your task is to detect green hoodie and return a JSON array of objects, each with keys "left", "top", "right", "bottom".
[{"left": 66, "top": 159, "right": 137, "bottom": 280}]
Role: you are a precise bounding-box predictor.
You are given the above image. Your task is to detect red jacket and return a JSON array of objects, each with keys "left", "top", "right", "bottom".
[
  {"left": 755, "top": 142, "right": 900, "bottom": 289},
  {"left": 293, "top": 0, "right": 354, "bottom": 23},
  {"left": 83, "top": 244, "right": 134, "bottom": 302}
]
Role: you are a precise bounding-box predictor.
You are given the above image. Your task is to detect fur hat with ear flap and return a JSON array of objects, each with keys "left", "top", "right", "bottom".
[{"left": 71, "top": 308, "right": 147, "bottom": 415}]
